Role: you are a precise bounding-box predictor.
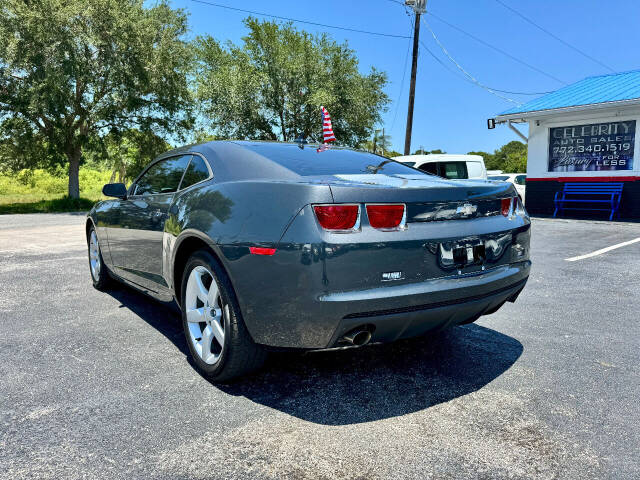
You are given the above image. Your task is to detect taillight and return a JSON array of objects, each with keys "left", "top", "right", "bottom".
[
  {"left": 313, "top": 204, "right": 359, "bottom": 231},
  {"left": 501, "top": 197, "right": 512, "bottom": 217},
  {"left": 366, "top": 204, "right": 406, "bottom": 230},
  {"left": 514, "top": 195, "right": 528, "bottom": 217}
]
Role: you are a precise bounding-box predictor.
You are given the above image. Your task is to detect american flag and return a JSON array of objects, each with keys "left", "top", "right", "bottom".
[{"left": 321, "top": 106, "right": 336, "bottom": 143}]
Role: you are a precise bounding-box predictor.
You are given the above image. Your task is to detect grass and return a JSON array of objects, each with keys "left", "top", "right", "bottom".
[
  {"left": 0, "top": 167, "right": 111, "bottom": 214},
  {"left": 0, "top": 195, "right": 99, "bottom": 214}
]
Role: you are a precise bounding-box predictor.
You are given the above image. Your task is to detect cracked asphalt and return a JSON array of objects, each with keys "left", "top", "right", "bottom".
[{"left": 1, "top": 213, "right": 638, "bottom": 479}]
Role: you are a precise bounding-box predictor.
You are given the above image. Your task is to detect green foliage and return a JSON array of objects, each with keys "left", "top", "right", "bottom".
[
  {"left": 192, "top": 131, "right": 222, "bottom": 144},
  {"left": 359, "top": 130, "right": 392, "bottom": 155},
  {"left": 85, "top": 129, "right": 171, "bottom": 184},
  {"left": 413, "top": 148, "right": 446, "bottom": 155},
  {"left": 0, "top": 166, "right": 109, "bottom": 212},
  {"left": 194, "top": 17, "right": 389, "bottom": 146},
  {"left": 468, "top": 141, "right": 527, "bottom": 173},
  {"left": 0, "top": 167, "right": 109, "bottom": 196},
  {"left": 0, "top": 195, "right": 97, "bottom": 214},
  {"left": 0, "top": 0, "right": 194, "bottom": 198}
]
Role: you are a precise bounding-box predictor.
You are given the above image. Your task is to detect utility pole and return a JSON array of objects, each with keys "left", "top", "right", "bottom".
[{"left": 404, "top": 0, "right": 427, "bottom": 155}]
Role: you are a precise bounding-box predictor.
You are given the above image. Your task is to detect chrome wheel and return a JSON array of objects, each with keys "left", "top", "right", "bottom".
[
  {"left": 89, "top": 230, "right": 101, "bottom": 281},
  {"left": 185, "top": 265, "right": 227, "bottom": 365}
]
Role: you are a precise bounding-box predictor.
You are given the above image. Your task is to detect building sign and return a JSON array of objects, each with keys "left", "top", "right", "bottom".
[{"left": 548, "top": 120, "right": 635, "bottom": 172}]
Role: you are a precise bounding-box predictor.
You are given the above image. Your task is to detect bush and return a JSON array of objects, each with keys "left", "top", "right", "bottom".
[
  {"left": 0, "top": 167, "right": 110, "bottom": 213},
  {"left": 0, "top": 195, "right": 97, "bottom": 214},
  {"left": 17, "top": 169, "right": 36, "bottom": 187},
  {"left": 0, "top": 167, "right": 110, "bottom": 197}
]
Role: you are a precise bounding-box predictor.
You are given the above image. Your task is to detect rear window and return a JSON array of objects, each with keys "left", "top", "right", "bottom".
[
  {"left": 440, "top": 161, "right": 468, "bottom": 179},
  {"left": 241, "top": 143, "right": 422, "bottom": 176},
  {"left": 419, "top": 162, "right": 438, "bottom": 176},
  {"left": 180, "top": 156, "right": 210, "bottom": 189}
]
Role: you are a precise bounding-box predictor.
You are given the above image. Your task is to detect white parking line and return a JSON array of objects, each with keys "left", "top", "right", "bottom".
[{"left": 565, "top": 237, "right": 640, "bottom": 262}]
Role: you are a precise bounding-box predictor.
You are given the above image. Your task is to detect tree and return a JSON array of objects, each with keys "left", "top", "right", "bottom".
[
  {"left": 360, "top": 130, "right": 392, "bottom": 155},
  {"left": 413, "top": 148, "right": 445, "bottom": 155},
  {"left": 85, "top": 129, "right": 170, "bottom": 184},
  {"left": 0, "top": 118, "right": 60, "bottom": 173},
  {"left": 469, "top": 141, "right": 527, "bottom": 172},
  {"left": 194, "top": 18, "right": 389, "bottom": 146},
  {"left": 467, "top": 150, "right": 494, "bottom": 167},
  {"left": 0, "top": 0, "right": 193, "bottom": 198}
]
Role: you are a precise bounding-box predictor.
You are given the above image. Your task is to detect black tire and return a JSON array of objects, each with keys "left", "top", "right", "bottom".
[
  {"left": 87, "top": 225, "right": 111, "bottom": 291},
  {"left": 181, "top": 249, "right": 266, "bottom": 382}
]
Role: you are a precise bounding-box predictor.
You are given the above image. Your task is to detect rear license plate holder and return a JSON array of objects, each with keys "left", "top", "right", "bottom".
[{"left": 439, "top": 240, "right": 486, "bottom": 269}]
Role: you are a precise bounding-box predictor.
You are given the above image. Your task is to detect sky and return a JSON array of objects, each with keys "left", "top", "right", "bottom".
[{"left": 170, "top": 0, "right": 640, "bottom": 154}]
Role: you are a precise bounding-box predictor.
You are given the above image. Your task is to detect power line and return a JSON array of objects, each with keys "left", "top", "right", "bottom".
[
  {"left": 427, "top": 11, "right": 567, "bottom": 85},
  {"left": 420, "top": 42, "right": 520, "bottom": 105},
  {"left": 418, "top": 37, "right": 540, "bottom": 97},
  {"left": 420, "top": 17, "right": 521, "bottom": 105},
  {"left": 190, "top": 0, "right": 411, "bottom": 39},
  {"left": 493, "top": 0, "right": 615, "bottom": 73},
  {"left": 391, "top": 21, "right": 414, "bottom": 131}
]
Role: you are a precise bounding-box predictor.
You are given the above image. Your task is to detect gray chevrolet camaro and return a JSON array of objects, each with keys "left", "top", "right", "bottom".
[{"left": 87, "top": 140, "right": 531, "bottom": 381}]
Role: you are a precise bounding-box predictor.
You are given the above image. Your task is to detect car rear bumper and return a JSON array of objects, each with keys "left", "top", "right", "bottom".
[{"left": 325, "top": 272, "right": 528, "bottom": 348}]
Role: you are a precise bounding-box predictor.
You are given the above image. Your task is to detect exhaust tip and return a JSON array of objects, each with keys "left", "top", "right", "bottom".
[{"left": 341, "top": 327, "right": 373, "bottom": 346}]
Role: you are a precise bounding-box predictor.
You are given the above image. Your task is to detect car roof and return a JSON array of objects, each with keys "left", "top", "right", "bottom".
[{"left": 155, "top": 140, "right": 402, "bottom": 182}]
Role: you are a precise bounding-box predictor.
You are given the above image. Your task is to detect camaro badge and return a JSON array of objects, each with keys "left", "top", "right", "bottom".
[{"left": 456, "top": 203, "right": 477, "bottom": 216}]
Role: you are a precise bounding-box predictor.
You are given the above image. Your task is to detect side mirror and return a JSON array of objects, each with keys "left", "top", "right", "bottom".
[{"left": 102, "top": 183, "right": 128, "bottom": 199}]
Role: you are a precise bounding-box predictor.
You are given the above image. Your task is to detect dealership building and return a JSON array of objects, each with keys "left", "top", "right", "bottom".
[{"left": 493, "top": 70, "right": 640, "bottom": 219}]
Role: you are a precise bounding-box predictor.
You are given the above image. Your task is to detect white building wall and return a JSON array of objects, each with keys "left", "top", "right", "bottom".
[{"left": 526, "top": 106, "right": 640, "bottom": 179}]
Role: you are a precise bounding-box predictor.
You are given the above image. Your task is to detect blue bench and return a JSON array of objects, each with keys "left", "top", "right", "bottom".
[{"left": 553, "top": 182, "right": 624, "bottom": 220}]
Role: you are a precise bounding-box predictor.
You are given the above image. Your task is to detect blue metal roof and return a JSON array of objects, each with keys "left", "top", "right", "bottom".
[{"left": 499, "top": 69, "right": 640, "bottom": 116}]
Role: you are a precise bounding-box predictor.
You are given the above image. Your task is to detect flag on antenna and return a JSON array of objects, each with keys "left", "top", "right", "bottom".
[{"left": 320, "top": 106, "right": 336, "bottom": 143}]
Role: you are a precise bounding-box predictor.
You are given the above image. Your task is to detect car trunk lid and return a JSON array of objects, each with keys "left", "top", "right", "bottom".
[{"left": 315, "top": 173, "right": 514, "bottom": 222}]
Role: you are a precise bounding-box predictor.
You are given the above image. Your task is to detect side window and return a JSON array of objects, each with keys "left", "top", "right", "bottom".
[
  {"left": 466, "top": 162, "right": 483, "bottom": 178},
  {"left": 419, "top": 162, "right": 438, "bottom": 175},
  {"left": 134, "top": 155, "right": 191, "bottom": 196},
  {"left": 179, "top": 155, "right": 210, "bottom": 190},
  {"left": 439, "top": 162, "right": 468, "bottom": 179},
  {"left": 515, "top": 175, "right": 527, "bottom": 185}
]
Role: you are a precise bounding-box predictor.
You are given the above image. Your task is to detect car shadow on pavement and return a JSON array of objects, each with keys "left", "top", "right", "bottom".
[
  {"left": 218, "top": 323, "right": 523, "bottom": 425},
  {"left": 106, "top": 283, "right": 523, "bottom": 426},
  {"left": 106, "top": 285, "right": 189, "bottom": 357}
]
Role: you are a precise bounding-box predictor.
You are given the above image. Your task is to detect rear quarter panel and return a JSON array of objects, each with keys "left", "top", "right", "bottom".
[{"left": 166, "top": 180, "right": 333, "bottom": 308}]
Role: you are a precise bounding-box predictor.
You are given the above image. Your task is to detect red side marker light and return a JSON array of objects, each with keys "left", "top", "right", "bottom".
[
  {"left": 366, "top": 204, "right": 405, "bottom": 229},
  {"left": 313, "top": 205, "right": 359, "bottom": 231},
  {"left": 249, "top": 247, "right": 276, "bottom": 256}
]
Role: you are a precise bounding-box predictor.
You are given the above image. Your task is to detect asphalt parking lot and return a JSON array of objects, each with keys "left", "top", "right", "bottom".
[{"left": 1, "top": 213, "right": 639, "bottom": 479}]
